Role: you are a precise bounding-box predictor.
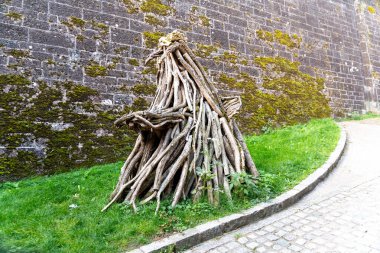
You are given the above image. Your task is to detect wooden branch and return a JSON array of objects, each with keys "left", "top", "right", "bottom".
[{"left": 104, "top": 31, "right": 258, "bottom": 213}]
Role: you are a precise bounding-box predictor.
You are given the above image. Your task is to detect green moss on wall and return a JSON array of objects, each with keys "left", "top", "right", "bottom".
[
  {"left": 240, "top": 59, "right": 249, "bottom": 65},
  {"left": 128, "top": 58, "right": 140, "bottom": 66},
  {"left": 62, "top": 16, "right": 86, "bottom": 30},
  {"left": 199, "top": 15, "right": 210, "bottom": 27},
  {"left": 191, "top": 6, "right": 198, "bottom": 13},
  {"left": 130, "top": 83, "right": 157, "bottom": 96},
  {"left": 274, "top": 30, "right": 302, "bottom": 49},
  {"left": 256, "top": 30, "right": 274, "bottom": 42},
  {"left": 76, "top": 34, "right": 85, "bottom": 42},
  {"left": 145, "top": 14, "right": 166, "bottom": 27},
  {"left": 140, "top": 0, "right": 173, "bottom": 16},
  {"left": 0, "top": 74, "right": 136, "bottom": 181},
  {"left": 114, "top": 46, "right": 129, "bottom": 54},
  {"left": 85, "top": 61, "right": 108, "bottom": 77},
  {"left": 70, "top": 16, "right": 86, "bottom": 28},
  {"left": 372, "top": 71, "right": 380, "bottom": 79},
  {"left": 123, "top": 0, "right": 139, "bottom": 14},
  {"left": 5, "top": 11, "right": 23, "bottom": 20},
  {"left": 194, "top": 43, "right": 218, "bottom": 58},
  {"left": 141, "top": 60, "right": 158, "bottom": 75},
  {"left": 256, "top": 29, "right": 302, "bottom": 49},
  {"left": 368, "top": 6, "right": 376, "bottom": 14},
  {"left": 66, "top": 83, "right": 98, "bottom": 102},
  {"left": 222, "top": 51, "right": 238, "bottom": 64},
  {"left": 122, "top": 97, "right": 150, "bottom": 113},
  {"left": 0, "top": 74, "right": 31, "bottom": 85},
  {"left": 7, "top": 49, "right": 30, "bottom": 58},
  {"left": 143, "top": 31, "right": 165, "bottom": 48},
  {"left": 220, "top": 57, "right": 331, "bottom": 133},
  {"left": 218, "top": 73, "right": 236, "bottom": 86},
  {"left": 90, "top": 20, "right": 109, "bottom": 38}
]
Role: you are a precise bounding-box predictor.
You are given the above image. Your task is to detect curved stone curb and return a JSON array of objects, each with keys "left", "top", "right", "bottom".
[{"left": 128, "top": 126, "right": 347, "bottom": 253}]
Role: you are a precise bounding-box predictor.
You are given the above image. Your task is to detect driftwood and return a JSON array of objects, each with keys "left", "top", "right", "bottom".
[{"left": 102, "top": 31, "right": 258, "bottom": 213}]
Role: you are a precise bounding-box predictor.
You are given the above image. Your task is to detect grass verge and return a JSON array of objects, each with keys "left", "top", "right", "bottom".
[
  {"left": 336, "top": 112, "right": 380, "bottom": 122},
  {"left": 0, "top": 119, "right": 340, "bottom": 253}
]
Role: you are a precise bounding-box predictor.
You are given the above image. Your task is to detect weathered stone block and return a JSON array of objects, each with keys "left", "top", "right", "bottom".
[
  {"left": 111, "top": 28, "right": 142, "bottom": 46},
  {"left": 0, "top": 23, "right": 28, "bottom": 41},
  {"left": 49, "top": 2, "right": 82, "bottom": 18},
  {"left": 29, "top": 29, "right": 74, "bottom": 48},
  {"left": 211, "top": 29, "right": 229, "bottom": 49}
]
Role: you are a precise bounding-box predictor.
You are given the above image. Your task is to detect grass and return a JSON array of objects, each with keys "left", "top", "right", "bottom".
[
  {"left": 336, "top": 112, "right": 380, "bottom": 122},
  {"left": 0, "top": 118, "right": 340, "bottom": 253}
]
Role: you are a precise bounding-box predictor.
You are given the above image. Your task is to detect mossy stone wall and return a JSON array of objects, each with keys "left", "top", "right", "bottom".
[{"left": 1, "top": 0, "right": 379, "bottom": 180}]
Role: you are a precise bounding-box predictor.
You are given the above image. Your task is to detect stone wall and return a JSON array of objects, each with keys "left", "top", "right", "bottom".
[{"left": 1, "top": 0, "right": 380, "bottom": 180}]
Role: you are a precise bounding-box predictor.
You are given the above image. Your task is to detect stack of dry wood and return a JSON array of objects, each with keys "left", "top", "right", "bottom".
[{"left": 102, "top": 31, "right": 258, "bottom": 213}]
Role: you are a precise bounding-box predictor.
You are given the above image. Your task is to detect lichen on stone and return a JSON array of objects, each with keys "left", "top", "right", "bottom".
[
  {"left": 368, "top": 6, "right": 376, "bottom": 14},
  {"left": 128, "top": 58, "right": 140, "bottom": 66},
  {"left": 274, "top": 30, "right": 302, "bottom": 48},
  {"left": 256, "top": 29, "right": 302, "bottom": 49},
  {"left": 0, "top": 74, "right": 31, "bottom": 85},
  {"left": 76, "top": 34, "right": 85, "bottom": 42},
  {"left": 66, "top": 83, "right": 98, "bottom": 102},
  {"left": 240, "top": 59, "right": 249, "bottom": 65},
  {"left": 85, "top": 61, "right": 108, "bottom": 77},
  {"left": 7, "top": 49, "right": 30, "bottom": 58},
  {"left": 199, "top": 15, "right": 210, "bottom": 27},
  {"left": 219, "top": 56, "right": 331, "bottom": 133},
  {"left": 5, "top": 11, "right": 23, "bottom": 20},
  {"left": 143, "top": 31, "right": 165, "bottom": 48},
  {"left": 372, "top": 71, "right": 380, "bottom": 79},
  {"left": 130, "top": 83, "right": 157, "bottom": 96},
  {"left": 141, "top": 60, "right": 158, "bottom": 75},
  {"left": 218, "top": 73, "right": 236, "bottom": 87},
  {"left": 123, "top": 0, "right": 140, "bottom": 14},
  {"left": 114, "top": 46, "right": 129, "bottom": 55},
  {"left": 140, "top": 0, "right": 173, "bottom": 16},
  {"left": 144, "top": 14, "right": 166, "bottom": 27},
  {"left": 256, "top": 29, "right": 274, "bottom": 42},
  {"left": 221, "top": 51, "right": 238, "bottom": 64},
  {"left": 90, "top": 20, "right": 109, "bottom": 37},
  {"left": 194, "top": 43, "right": 218, "bottom": 58},
  {"left": 0, "top": 75, "right": 136, "bottom": 180},
  {"left": 46, "top": 59, "right": 56, "bottom": 65}
]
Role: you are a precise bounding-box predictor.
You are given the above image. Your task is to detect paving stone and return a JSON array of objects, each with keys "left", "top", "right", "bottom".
[
  {"left": 186, "top": 121, "right": 380, "bottom": 253},
  {"left": 245, "top": 241, "right": 258, "bottom": 249},
  {"left": 246, "top": 232, "right": 257, "bottom": 239},
  {"left": 295, "top": 238, "right": 307, "bottom": 246},
  {"left": 283, "top": 234, "right": 296, "bottom": 241},
  {"left": 215, "top": 246, "right": 228, "bottom": 253},
  {"left": 224, "top": 241, "right": 240, "bottom": 250},
  {"left": 256, "top": 230, "right": 267, "bottom": 236},
  {"left": 282, "top": 226, "right": 294, "bottom": 232},
  {"left": 301, "top": 225, "right": 313, "bottom": 232},
  {"left": 272, "top": 244, "right": 283, "bottom": 250},
  {"left": 305, "top": 242, "right": 317, "bottom": 250},
  {"left": 288, "top": 244, "right": 302, "bottom": 252},
  {"left": 274, "top": 230, "right": 287, "bottom": 237},
  {"left": 255, "top": 237, "right": 267, "bottom": 243},
  {"left": 255, "top": 246, "right": 267, "bottom": 253},
  {"left": 264, "top": 241, "right": 273, "bottom": 247},
  {"left": 237, "top": 237, "right": 248, "bottom": 244},
  {"left": 263, "top": 225, "right": 276, "bottom": 233},
  {"left": 266, "top": 234, "right": 279, "bottom": 241},
  {"left": 277, "top": 238, "right": 291, "bottom": 247}
]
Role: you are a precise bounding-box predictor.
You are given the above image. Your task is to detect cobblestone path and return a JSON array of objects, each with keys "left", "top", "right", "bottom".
[{"left": 186, "top": 119, "right": 380, "bottom": 253}]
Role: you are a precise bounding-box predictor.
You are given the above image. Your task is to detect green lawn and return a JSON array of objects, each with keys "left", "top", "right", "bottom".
[{"left": 0, "top": 118, "right": 340, "bottom": 253}]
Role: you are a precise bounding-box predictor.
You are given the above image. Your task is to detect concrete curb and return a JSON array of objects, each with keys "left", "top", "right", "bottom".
[{"left": 129, "top": 126, "right": 347, "bottom": 253}]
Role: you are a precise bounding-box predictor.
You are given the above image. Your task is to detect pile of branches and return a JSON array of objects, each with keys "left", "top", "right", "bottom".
[{"left": 103, "top": 31, "right": 258, "bottom": 213}]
